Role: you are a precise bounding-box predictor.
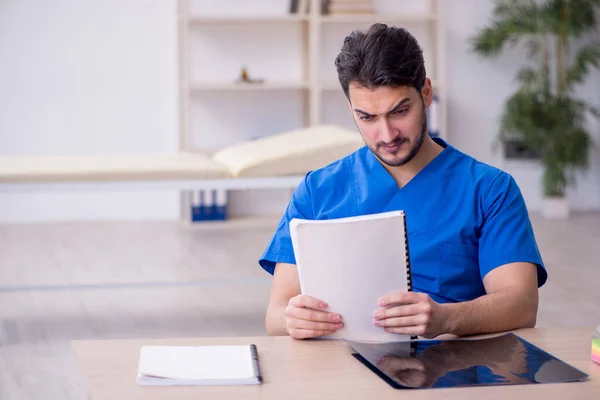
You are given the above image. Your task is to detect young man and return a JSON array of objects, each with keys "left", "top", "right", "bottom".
[{"left": 259, "top": 24, "right": 547, "bottom": 340}]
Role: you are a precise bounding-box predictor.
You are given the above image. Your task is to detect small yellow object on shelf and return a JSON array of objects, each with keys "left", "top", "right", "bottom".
[{"left": 236, "top": 65, "right": 264, "bottom": 85}]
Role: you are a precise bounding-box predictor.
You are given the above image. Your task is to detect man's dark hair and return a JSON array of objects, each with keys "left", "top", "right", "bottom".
[{"left": 334, "top": 23, "right": 426, "bottom": 99}]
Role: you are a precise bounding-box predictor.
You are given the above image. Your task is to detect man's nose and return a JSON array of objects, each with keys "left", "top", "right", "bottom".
[{"left": 379, "top": 119, "right": 396, "bottom": 143}]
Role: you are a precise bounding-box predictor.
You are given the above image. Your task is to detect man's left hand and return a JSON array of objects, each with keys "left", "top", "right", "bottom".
[{"left": 373, "top": 292, "right": 448, "bottom": 339}]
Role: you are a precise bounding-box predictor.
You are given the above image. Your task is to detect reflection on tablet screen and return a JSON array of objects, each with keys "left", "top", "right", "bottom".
[{"left": 346, "top": 333, "right": 588, "bottom": 389}]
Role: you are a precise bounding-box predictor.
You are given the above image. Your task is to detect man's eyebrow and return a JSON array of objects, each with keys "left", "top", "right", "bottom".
[
  {"left": 387, "top": 98, "right": 411, "bottom": 114},
  {"left": 353, "top": 97, "right": 411, "bottom": 117}
]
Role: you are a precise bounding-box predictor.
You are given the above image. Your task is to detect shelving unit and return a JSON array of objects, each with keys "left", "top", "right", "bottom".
[
  {"left": 318, "top": 13, "right": 438, "bottom": 24},
  {"left": 187, "top": 15, "right": 309, "bottom": 24},
  {"left": 190, "top": 82, "right": 310, "bottom": 92},
  {"left": 177, "top": 0, "right": 446, "bottom": 221}
]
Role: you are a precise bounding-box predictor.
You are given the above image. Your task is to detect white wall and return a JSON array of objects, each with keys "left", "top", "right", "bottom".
[
  {"left": 0, "top": 0, "right": 180, "bottom": 222},
  {"left": 0, "top": 0, "right": 598, "bottom": 224}
]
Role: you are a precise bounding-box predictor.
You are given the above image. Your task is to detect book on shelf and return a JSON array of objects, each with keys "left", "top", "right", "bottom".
[
  {"left": 328, "top": 0, "right": 373, "bottom": 15},
  {"left": 191, "top": 189, "right": 228, "bottom": 222},
  {"left": 289, "top": 0, "right": 309, "bottom": 14},
  {"left": 290, "top": 0, "right": 339, "bottom": 15}
]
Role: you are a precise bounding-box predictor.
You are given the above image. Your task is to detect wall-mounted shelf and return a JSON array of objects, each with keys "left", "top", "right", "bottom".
[
  {"left": 187, "top": 15, "right": 308, "bottom": 24},
  {"left": 190, "top": 82, "right": 310, "bottom": 92},
  {"left": 318, "top": 13, "right": 437, "bottom": 24}
]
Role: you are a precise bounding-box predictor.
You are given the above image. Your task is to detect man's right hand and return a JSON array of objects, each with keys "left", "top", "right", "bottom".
[{"left": 284, "top": 295, "right": 344, "bottom": 339}]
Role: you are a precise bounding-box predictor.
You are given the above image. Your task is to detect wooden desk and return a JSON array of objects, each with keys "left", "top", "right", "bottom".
[{"left": 72, "top": 327, "right": 600, "bottom": 399}]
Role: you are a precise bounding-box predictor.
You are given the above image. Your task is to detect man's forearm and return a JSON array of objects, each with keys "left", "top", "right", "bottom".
[
  {"left": 442, "top": 287, "right": 538, "bottom": 337},
  {"left": 265, "top": 305, "right": 289, "bottom": 336}
]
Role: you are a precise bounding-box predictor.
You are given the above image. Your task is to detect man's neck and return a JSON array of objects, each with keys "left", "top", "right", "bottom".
[{"left": 382, "top": 137, "right": 444, "bottom": 188}]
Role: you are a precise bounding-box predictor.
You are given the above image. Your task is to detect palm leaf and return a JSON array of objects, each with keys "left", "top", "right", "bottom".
[
  {"left": 525, "top": 38, "right": 544, "bottom": 58},
  {"left": 588, "top": 105, "right": 600, "bottom": 119},
  {"left": 470, "top": 0, "right": 542, "bottom": 57},
  {"left": 566, "top": 41, "right": 600, "bottom": 86},
  {"left": 515, "top": 66, "right": 544, "bottom": 88},
  {"left": 561, "top": 0, "right": 600, "bottom": 35}
]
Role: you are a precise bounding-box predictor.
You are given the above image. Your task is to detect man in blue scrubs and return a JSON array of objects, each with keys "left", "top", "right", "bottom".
[{"left": 259, "top": 24, "right": 547, "bottom": 340}]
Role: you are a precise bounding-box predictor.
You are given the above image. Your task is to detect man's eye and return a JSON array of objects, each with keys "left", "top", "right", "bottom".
[
  {"left": 394, "top": 108, "right": 408, "bottom": 115},
  {"left": 360, "top": 115, "right": 374, "bottom": 122}
]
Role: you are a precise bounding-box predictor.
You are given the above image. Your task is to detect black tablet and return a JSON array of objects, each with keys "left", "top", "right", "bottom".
[{"left": 346, "top": 333, "right": 589, "bottom": 389}]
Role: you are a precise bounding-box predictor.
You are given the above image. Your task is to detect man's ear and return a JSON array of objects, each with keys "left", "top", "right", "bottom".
[{"left": 421, "top": 78, "right": 433, "bottom": 108}]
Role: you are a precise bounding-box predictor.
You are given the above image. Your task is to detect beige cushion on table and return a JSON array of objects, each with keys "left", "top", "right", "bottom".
[
  {"left": 213, "top": 124, "right": 365, "bottom": 178},
  {"left": 0, "top": 125, "right": 365, "bottom": 184},
  {"left": 0, "top": 153, "right": 230, "bottom": 183}
]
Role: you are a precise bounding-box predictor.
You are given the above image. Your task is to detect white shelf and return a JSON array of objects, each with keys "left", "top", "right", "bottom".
[
  {"left": 185, "top": 13, "right": 436, "bottom": 25},
  {"left": 319, "top": 13, "right": 437, "bottom": 24},
  {"left": 181, "top": 216, "right": 282, "bottom": 230},
  {"left": 187, "top": 15, "right": 308, "bottom": 24},
  {"left": 190, "top": 82, "right": 310, "bottom": 92}
]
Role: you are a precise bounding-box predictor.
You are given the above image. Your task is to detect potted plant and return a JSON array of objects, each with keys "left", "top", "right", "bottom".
[{"left": 470, "top": 0, "right": 600, "bottom": 218}]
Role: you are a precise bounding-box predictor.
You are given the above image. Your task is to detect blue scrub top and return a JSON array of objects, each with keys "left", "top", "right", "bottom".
[{"left": 259, "top": 138, "right": 547, "bottom": 304}]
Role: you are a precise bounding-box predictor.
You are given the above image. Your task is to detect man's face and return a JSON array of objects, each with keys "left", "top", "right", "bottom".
[{"left": 348, "top": 82, "right": 431, "bottom": 167}]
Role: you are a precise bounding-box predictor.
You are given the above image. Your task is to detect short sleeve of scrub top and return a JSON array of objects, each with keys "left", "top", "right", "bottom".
[
  {"left": 259, "top": 174, "right": 314, "bottom": 275},
  {"left": 477, "top": 171, "right": 547, "bottom": 286}
]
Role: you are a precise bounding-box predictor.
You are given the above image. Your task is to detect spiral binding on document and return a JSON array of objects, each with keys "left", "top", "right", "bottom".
[
  {"left": 401, "top": 212, "right": 418, "bottom": 341},
  {"left": 402, "top": 212, "right": 413, "bottom": 293}
]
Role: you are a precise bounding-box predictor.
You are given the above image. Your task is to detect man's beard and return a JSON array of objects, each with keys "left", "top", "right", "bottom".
[{"left": 366, "top": 103, "right": 428, "bottom": 168}]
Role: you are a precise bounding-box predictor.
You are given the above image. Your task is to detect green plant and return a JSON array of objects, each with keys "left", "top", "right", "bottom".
[{"left": 470, "top": 0, "right": 600, "bottom": 197}]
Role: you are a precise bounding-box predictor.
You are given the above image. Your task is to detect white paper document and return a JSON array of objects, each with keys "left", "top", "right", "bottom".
[
  {"left": 137, "top": 344, "right": 262, "bottom": 386},
  {"left": 290, "top": 210, "right": 413, "bottom": 342}
]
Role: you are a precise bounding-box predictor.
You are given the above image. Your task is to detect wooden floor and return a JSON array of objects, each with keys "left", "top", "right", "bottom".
[{"left": 0, "top": 213, "right": 599, "bottom": 399}]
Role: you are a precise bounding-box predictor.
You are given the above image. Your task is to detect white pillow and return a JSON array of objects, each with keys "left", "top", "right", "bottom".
[{"left": 213, "top": 125, "right": 364, "bottom": 178}]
